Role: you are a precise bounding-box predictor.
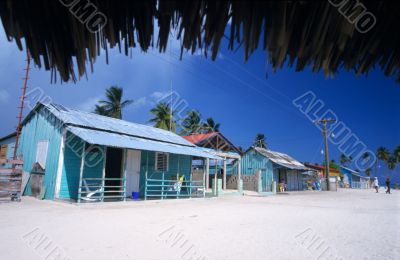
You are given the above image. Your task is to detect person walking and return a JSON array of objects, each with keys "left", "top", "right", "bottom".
[
  {"left": 374, "top": 177, "right": 379, "bottom": 193},
  {"left": 385, "top": 178, "right": 391, "bottom": 194}
]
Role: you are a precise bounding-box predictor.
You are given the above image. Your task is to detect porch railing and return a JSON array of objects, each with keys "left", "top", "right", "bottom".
[
  {"left": 351, "top": 181, "right": 369, "bottom": 189},
  {"left": 145, "top": 173, "right": 205, "bottom": 200},
  {"left": 77, "top": 177, "right": 126, "bottom": 203}
]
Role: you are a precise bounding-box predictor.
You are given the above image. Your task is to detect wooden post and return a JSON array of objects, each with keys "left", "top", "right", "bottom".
[
  {"left": 122, "top": 149, "right": 127, "bottom": 201},
  {"left": 101, "top": 147, "right": 107, "bottom": 202},
  {"left": 176, "top": 172, "right": 179, "bottom": 199},
  {"left": 189, "top": 169, "right": 192, "bottom": 198},
  {"left": 223, "top": 158, "right": 227, "bottom": 190},
  {"left": 177, "top": 154, "right": 180, "bottom": 199},
  {"left": 77, "top": 142, "right": 86, "bottom": 204},
  {"left": 145, "top": 151, "right": 149, "bottom": 200},
  {"left": 214, "top": 159, "right": 218, "bottom": 192},
  {"left": 205, "top": 158, "right": 210, "bottom": 190},
  {"left": 55, "top": 129, "right": 66, "bottom": 199},
  {"left": 161, "top": 172, "right": 164, "bottom": 200},
  {"left": 145, "top": 169, "right": 148, "bottom": 201},
  {"left": 237, "top": 159, "right": 242, "bottom": 191},
  {"left": 203, "top": 158, "right": 206, "bottom": 198}
]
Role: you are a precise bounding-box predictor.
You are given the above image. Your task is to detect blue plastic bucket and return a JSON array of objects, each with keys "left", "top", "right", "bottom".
[{"left": 132, "top": 192, "right": 139, "bottom": 200}]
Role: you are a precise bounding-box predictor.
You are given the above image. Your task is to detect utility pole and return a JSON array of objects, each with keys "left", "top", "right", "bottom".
[{"left": 316, "top": 118, "right": 336, "bottom": 191}]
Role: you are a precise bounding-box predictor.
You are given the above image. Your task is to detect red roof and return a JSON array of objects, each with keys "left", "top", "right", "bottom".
[{"left": 182, "top": 132, "right": 218, "bottom": 144}]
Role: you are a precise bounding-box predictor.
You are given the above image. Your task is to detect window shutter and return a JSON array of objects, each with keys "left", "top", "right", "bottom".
[
  {"left": 155, "top": 153, "right": 169, "bottom": 172},
  {"left": 0, "top": 145, "right": 7, "bottom": 159},
  {"left": 36, "top": 141, "right": 49, "bottom": 169}
]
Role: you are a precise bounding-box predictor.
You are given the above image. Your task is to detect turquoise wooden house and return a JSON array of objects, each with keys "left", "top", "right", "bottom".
[
  {"left": 241, "top": 147, "right": 311, "bottom": 192},
  {"left": 11, "top": 102, "right": 215, "bottom": 202}
]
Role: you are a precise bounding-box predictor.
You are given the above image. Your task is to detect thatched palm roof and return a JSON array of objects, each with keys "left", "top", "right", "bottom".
[{"left": 0, "top": 0, "right": 399, "bottom": 83}]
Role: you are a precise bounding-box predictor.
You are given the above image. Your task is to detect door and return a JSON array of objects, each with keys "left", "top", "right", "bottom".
[
  {"left": 261, "top": 170, "right": 272, "bottom": 192},
  {"left": 125, "top": 150, "right": 141, "bottom": 196}
]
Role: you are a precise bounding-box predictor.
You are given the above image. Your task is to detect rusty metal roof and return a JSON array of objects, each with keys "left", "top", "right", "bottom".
[{"left": 254, "top": 147, "right": 310, "bottom": 170}]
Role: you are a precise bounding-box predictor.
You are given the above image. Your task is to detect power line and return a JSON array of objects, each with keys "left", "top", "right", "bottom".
[{"left": 166, "top": 49, "right": 306, "bottom": 121}]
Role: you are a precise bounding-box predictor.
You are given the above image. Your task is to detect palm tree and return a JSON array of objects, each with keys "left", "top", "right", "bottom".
[
  {"left": 340, "top": 154, "right": 347, "bottom": 165},
  {"left": 339, "top": 153, "right": 352, "bottom": 166},
  {"left": 180, "top": 110, "right": 203, "bottom": 135},
  {"left": 149, "top": 102, "right": 176, "bottom": 132},
  {"left": 387, "top": 156, "right": 397, "bottom": 170},
  {"left": 254, "top": 133, "right": 267, "bottom": 149},
  {"left": 94, "top": 104, "right": 110, "bottom": 116},
  {"left": 362, "top": 152, "right": 370, "bottom": 161},
  {"left": 202, "top": 118, "right": 220, "bottom": 133},
  {"left": 376, "top": 147, "right": 390, "bottom": 163},
  {"left": 394, "top": 145, "right": 400, "bottom": 163},
  {"left": 376, "top": 147, "right": 390, "bottom": 177},
  {"left": 97, "top": 86, "right": 133, "bottom": 119},
  {"left": 365, "top": 168, "right": 372, "bottom": 177}
]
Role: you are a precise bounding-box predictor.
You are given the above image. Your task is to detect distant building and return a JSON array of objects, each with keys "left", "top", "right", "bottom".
[
  {"left": 340, "top": 166, "right": 370, "bottom": 189},
  {"left": 242, "top": 147, "right": 313, "bottom": 192},
  {"left": 0, "top": 132, "right": 16, "bottom": 168},
  {"left": 304, "top": 163, "right": 342, "bottom": 179}
]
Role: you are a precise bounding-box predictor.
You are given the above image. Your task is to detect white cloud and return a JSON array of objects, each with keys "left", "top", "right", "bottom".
[
  {"left": 0, "top": 89, "right": 10, "bottom": 103},
  {"left": 150, "top": 91, "right": 170, "bottom": 101},
  {"left": 131, "top": 96, "right": 148, "bottom": 109},
  {"left": 77, "top": 96, "right": 102, "bottom": 112},
  {"left": 78, "top": 93, "right": 159, "bottom": 114}
]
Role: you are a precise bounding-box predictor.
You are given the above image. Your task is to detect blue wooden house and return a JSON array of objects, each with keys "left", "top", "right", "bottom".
[
  {"left": 340, "top": 166, "right": 370, "bottom": 189},
  {"left": 4, "top": 102, "right": 215, "bottom": 202},
  {"left": 241, "top": 147, "right": 311, "bottom": 192}
]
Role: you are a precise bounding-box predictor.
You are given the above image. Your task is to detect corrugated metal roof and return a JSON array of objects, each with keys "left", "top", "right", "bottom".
[
  {"left": 340, "top": 166, "right": 369, "bottom": 179},
  {"left": 21, "top": 103, "right": 218, "bottom": 159},
  {"left": 182, "top": 132, "right": 241, "bottom": 154},
  {"left": 197, "top": 147, "right": 241, "bottom": 160},
  {"left": 44, "top": 103, "right": 193, "bottom": 147},
  {"left": 183, "top": 132, "right": 218, "bottom": 144},
  {"left": 0, "top": 132, "right": 16, "bottom": 142},
  {"left": 254, "top": 147, "right": 309, "bottom": 170},
  {"left": 68, "top": 127, "right": 219, "bottom": 159}
]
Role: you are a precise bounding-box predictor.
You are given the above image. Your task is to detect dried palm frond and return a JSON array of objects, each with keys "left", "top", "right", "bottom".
[{"left": 0, "top": 0, "right": 398, "bottom": 83}]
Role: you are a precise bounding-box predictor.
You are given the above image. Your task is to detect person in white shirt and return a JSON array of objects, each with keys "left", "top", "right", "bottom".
[{"left": 373, "top": 177, "right": 379, "bottom": 193}]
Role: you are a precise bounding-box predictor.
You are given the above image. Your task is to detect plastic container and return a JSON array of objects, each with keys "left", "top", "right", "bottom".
[{"left": 132, "top": 192, "right": 139, "bottom": 200}]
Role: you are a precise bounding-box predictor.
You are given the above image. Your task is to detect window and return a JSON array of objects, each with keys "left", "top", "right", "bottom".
[
  {"left": 0, "top": 144, "right": 8, "bottom": 160},
  {"left": 155, "top": 152, "right": 169, "bottom": 172},
  {"left": 36, "top": 140, "right": 49, "bottom": 169}
]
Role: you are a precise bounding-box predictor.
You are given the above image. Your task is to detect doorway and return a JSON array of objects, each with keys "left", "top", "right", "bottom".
[
  {"left": 105, "top": 147, "right": 124, "bottom": 193},
  {"left": 125, "top": 150, "right": 141, "bottom": 197},
  {"left": 278, "top": 168, "right": 287, "bottom": 184}
]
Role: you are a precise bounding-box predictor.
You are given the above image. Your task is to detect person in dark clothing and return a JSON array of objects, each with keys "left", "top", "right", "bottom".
[{"left": 385, "top": 178, "right": 391, "bottom": 194}]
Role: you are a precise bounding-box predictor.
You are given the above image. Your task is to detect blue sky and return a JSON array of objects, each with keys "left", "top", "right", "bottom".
[{"left": 0, "top": 23, "right": 399, "bottom": 181}]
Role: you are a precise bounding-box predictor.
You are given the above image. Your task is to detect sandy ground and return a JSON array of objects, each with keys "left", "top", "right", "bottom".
[{"left": 0, "top": 188, "right": 399, "bottom": 260}]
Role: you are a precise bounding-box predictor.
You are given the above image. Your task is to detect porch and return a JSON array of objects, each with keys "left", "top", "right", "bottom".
[
  {"left": 192, "top": 150, "right": 243, "bottom": 197},
  {"left": 55, "top": 130, "right": 216, "bottom": 203},
  {"left": 74, "top": 147, "right": 209, "bottom": 203},
  {"left": 273, "top": 168, "right": 308, "bottom": 192}
]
